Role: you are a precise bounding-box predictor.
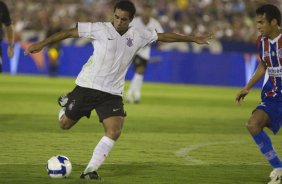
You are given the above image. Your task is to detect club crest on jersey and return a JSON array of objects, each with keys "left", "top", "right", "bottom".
[
  {"left": 126, "top": 38, "right": 133, "bottom": 47},
  {"left": 278, "top": 48, "right": 282, "bottom": 58},
  {"left": 271, "top": 51, "right": 276, "bottom": 56}
]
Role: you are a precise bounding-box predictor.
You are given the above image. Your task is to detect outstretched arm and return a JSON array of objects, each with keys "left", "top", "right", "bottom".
[
  {"left": 157, "top": 32, "right": 213, "bottom": 44},
  {"left": 236, "top": 62, "right": 266, "bottom": 104},
  {"left": 24, "top": 28, "right": 78, "bottom": 55}
]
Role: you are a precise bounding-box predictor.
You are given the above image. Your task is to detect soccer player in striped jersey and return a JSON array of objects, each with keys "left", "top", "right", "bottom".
[
  {"left": 236, "top": 4, "right": 282, "bottom": 184},
  {"left": 25, "top": 0, "right": 212, "bottom": 180}
]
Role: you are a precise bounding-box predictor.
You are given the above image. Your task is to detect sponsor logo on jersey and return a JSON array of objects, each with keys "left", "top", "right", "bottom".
[{"left": 267, "top": 66, "right": 282, "bottom": 77}]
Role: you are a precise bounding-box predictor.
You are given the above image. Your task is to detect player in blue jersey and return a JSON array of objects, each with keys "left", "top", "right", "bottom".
[{"left": 236, "top": 4, "right": 282, "bottom": 184}]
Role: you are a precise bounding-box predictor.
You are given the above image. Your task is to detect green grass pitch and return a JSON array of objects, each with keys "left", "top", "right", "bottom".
[{"left": 0, "top": 74, "right": 281, "bottom": 184}]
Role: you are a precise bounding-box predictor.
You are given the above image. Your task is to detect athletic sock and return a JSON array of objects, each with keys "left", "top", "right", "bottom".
[
  {"left": 128, "top": 73, "right": 144, "bottom": 94},
  {"left": 253, "top": 131, "right": 282, "bottom": 168},
  {"left": 133, "top": 73, "right": 144, "bottom": 92},
  {"left": 84, "top": 136, "right": 115, "bottom": 174}
]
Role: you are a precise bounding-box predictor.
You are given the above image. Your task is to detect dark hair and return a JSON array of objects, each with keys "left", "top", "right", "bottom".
[
  {"left": 114, "top": 0, "right": 136, "bottom": 19},
  {"left": 256, "top": 4, "right": 281, "bottom": 26}
]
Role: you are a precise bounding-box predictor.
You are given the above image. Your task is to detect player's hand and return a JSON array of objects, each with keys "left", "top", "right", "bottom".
[
  {"left": 236, "top": 88, "right": 249, "bottom": 105},
  {"left": 194, "top": 32, "right": 214, "bottom": 44},
  {"left": 7, "top": 45, "right": 14, "bottom": 58},
  {"left": 24, "top": 43, "right": 44, "bottom": 55}
]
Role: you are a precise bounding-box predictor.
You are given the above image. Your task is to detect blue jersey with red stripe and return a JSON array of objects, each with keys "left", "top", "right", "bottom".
[{"left": 258, "top": 34, "right": 282, "bottom": 98}]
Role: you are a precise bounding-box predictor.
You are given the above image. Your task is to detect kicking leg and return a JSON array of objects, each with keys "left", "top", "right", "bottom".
[
  {"left": 58, "top": 108, "right": 78, "bottom": 130},
  {"left": 57, "top": 94, "right": 78, "bottom": 130}
]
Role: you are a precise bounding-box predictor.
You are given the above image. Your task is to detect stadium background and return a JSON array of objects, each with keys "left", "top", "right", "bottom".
[
  {"left": 2, "top": 0, "right": 282, "bottom": 87},
  {"left": 1, "top": 1, "right": 282, "bottom": 183}
]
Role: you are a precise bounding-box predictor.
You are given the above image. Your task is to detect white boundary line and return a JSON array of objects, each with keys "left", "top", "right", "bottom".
[{"left": 175, "top": 141, "right": 266, "bottom": 166}]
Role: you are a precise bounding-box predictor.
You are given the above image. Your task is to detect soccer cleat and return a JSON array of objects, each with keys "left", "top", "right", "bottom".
[
  {"left": 125, "top": 91, "right": 134, "bottom": 104},
  {"left": 80, "top": 171, "right": 101, "bottom": 180},
  {"left": 125, "top": 90, "right": 141, "bottom": 104},
  {"left": 132, "top": 90, "right": 141, "bottom": 103},
  {"left": 58, "top": 94, "right": 68, "bottom": 107},
  {"left": 268, "top": 168, "right": 282, "bottom": 184}
]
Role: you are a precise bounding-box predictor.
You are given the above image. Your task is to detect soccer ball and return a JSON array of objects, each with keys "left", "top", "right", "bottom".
[{"left": 46, "top": 155, "right": 72, "bottom": 178}]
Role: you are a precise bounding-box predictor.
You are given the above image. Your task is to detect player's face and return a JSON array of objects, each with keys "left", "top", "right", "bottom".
[
  {"left": 113, "top": 8, "right": 132, "bottom": 34},
  {"left": 142, "top": 6, "right": 152, "bottom": 20},
  {"left": 256, "top": 14, "right": 275, "bottom": 38}
]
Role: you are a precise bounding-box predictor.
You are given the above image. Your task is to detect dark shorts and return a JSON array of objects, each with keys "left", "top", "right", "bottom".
[
  {"left": 254, "top": 96, "right": 282, "bottom": 134},
  {"left": 64, "top": 86, "right": 126, "bottom": 122},
  {"left": 133, "top": 55, "right": 148, "bottom": 70}
]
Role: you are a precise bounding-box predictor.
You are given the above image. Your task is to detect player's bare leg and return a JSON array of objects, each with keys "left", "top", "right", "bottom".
[
  {"left": 246, "top": 109, "right": 269, "bottom": 135},
  {"left": 59, "top": 113, "right": 78, "bottom": 130}
]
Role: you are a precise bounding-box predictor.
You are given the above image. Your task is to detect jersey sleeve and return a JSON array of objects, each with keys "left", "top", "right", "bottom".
[
  {"left": 139, "top": 29, "right": 158, "bottom": 47},
  {"left": 77, "top": 22, "right": 104, "bottom": 40},
  {"left": 256, "top": 35, "right": 263, "bottom": 60},
  {"left": 0, "top": 2, "right": 12, "bottom": 26},
  {"left": 256, "top": 36, "right": 267, "bottom": 66},
  {"left": 154, "top": 20, "right": 164, "bottom": 33}
]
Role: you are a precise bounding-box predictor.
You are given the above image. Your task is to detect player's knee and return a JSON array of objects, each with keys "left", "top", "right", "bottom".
[
  {"left": 106, "top": 129, "right": 122, "bottom": 141},
  {"left": 246, "top": 119, "right": 262, "bottom": 134},
  {"left": 103, "top": 116, "right": 124, "bottom": 140},
  {"left": 136, "top": 70, "right": 144, "bottom": 75},
  {"left": 136, "top": 67, "right": 145, "bottom": 74},
  {"left": 59, "top": 123, "right": 70, "bottom": 130},
  {"left": 59, "top": 119, "right": 72, "bottom": 130}
]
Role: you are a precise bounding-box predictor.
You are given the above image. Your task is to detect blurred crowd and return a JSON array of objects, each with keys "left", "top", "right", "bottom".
[{"left": 4, "top": 0, "right": 282, "bottom": 44}]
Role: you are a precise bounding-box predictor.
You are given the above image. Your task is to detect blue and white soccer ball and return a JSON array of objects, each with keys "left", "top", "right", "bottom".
[{"left": 46, "top": 155, "right": 72, "bottom": 178}]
